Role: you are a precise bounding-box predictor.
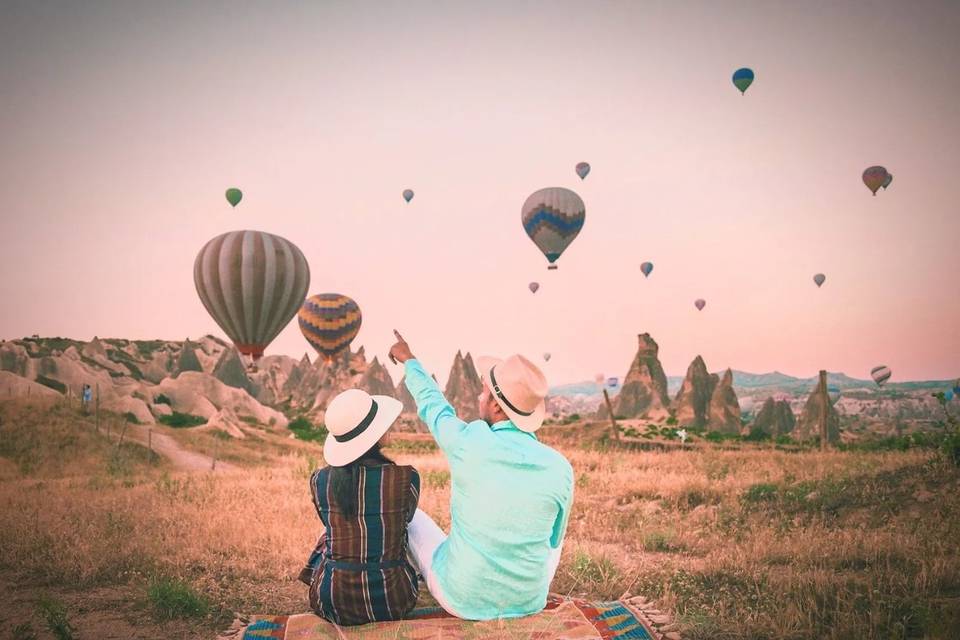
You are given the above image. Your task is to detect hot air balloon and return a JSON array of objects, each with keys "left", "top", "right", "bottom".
[
  {"left": 882, "top": 173, "right": 893, "bottom": 190},
  {"left": 814, "top": 273, "right": 826, "bottom": 287},
  {"left": 695, "top": 299, "right": 706, "bottom": 311},
  {"left": 871, "top": 365, "right": 892, "bottom": 387},
  {"left": 529, "top": 282, "right": 540, "bottom": 294},
  {"left": 862, "top": 166, "right": 889, "bottom": 196},
  {"left": 954, "top": 379, "right": 960, "bottom": 395},
  {"left": 543, "top": 352, "right": 551, "bottom": 362},
  {"left": 402, "top": 189, "right": 414, "bottom": 203},
  {"left": 732, "top": 68, "right": 754, "bottom": 94},
  {"left": 521, "top": 187, "right": 586, "bottom": 270},
  {"left": 640, "top": 262, "right": 654, "bottom": 278},
  {"left": 298, "top": 294, "right": 362, "bottom": 363},
  {"left": 607, "top": 377, "right": 618, "bottom": 388},
  {"left": 575, "top": 162, "right": 591, "bottom": 180},
  {"left": 225, "top": 188, "right": 243, "bottom": 207},
  {"left": 194, "top": 230, "right": 309, "bottom": 361}
]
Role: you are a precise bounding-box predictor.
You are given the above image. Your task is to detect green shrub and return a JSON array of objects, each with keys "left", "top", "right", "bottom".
[
  {"left": 12, "top": 622, "right": 36, "bottom": 640},
  {"left": 158, "top": 412, "right": 207, "bottom": 428},
  {"left": 123, "top": 412, "right": 139, "bottom": 424},
  {"left": 148, "top": 577, "right": 210, "bottom": 620},
  {"left": 153, "top": 394, "right": 172, "bottom": 406},
  {"left": 36, "top": 596, "right": 75, "bottom": 640},
  {"left": 744, "top": 427, "right": 771, "bottom": 442},
  {"left": 288, "top": 416, "right": 327, "bottom": 442},
  {"left": 743, "top": 483, "right": 779, "bottom": 503},
  {"left": 35, "top": 375, "right": 67, "bottom": 394}
]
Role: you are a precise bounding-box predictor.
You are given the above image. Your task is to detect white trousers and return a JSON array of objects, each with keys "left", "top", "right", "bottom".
[{"left": 406, "top": 509, "right": 564, "bottom": 618}]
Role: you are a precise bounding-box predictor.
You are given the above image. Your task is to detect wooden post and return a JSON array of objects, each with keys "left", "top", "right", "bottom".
[
  {"left": 818, "top": 370, "right": 828, "bottom": 451},
  {"left": 211, "top": 436, "right": 219, "bottom": 471},
  {"left": 117, "top": 419, "right": 129, "bottom": 448},
  {"left": 107, "top": 416, "right": 111, "bottom": 439},
  {"left": 95, "top": 384, "right": 100, "bottom": 433},
  {"left": 148, "top": 429, "right": 152, "bottom": 452},
  {"left": 602, "top": 389, "right": 620, "bottom": 441}
]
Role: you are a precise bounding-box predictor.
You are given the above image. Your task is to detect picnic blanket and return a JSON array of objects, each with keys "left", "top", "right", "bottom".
[{"left": 217, "top": 594, "right": 681, "bottom": 639}]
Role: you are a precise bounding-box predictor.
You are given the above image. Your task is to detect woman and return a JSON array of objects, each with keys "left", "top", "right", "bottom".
[{"left": 298, "top": 388, "right": 421, "bottom": 626}]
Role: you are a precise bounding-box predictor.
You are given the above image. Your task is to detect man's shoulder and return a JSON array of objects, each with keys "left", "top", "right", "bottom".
[{"left": 535, "top": 442, "right": 574, "bottom": 478}]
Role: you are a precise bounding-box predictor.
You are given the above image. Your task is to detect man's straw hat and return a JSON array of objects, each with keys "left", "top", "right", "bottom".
[
  {"left": 475, "top": 354, "right": 548, "bottom": 433},
  {"left": 323, "top": 389, "right": 402, "bottom": 466}
]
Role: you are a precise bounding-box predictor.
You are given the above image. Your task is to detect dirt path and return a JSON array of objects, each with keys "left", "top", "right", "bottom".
[{"left": 124, "top": 424, "right": 238, "bottom": 473}]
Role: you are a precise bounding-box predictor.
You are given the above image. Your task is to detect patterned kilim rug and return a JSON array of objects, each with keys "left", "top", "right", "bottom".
[{"left": 217, "top": 594, "right": 681, "bottom": 640}]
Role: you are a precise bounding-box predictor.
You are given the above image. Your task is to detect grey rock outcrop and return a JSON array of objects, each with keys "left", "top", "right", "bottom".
[
  {"left": 673, "top": 356, "right": 718, "bottom": 428},
  {"left": 212, "top": 347, "right": 254, "bottom": 394},
  {"left": 707, "top": 368, "right": 741, "bottom": 434},
  {"left": 444, "top": 351, "right": 483, "bottom": 421},
  {"left": 751, "top": 397, "right": 796, "bottom": 437},
  {"left": 611, "top": 333, "right": 671, "bottom": 419}
]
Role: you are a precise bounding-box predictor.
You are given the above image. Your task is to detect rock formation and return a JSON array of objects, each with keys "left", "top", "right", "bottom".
[
  {"left": 175, "top": 339, "right": 204, "bottom": 376},
  {"left": 707, "top": 368, "right": 742, "bottom": 434},
  {"left": 155, "top": 372, "right": 288, "bottom": 428},
  {"left": 444, "top": 351, "right": 483, "bottom": 421},
  {"left": 751, "top": 397, "right": 796, "bottom": 437},
  {"left": 611, "top": 333, "right": 671, "bottom": 419},
  {"left": 396, "top": 376, "right": 418, "bottom": 415},
  {"left": 794, "top": 372, "right": 841, "bottom": 444},
  {"left": 358, "top": 357, "right": 396, "bottom": 397},
  {"left": 673, "top": 356, "right": 718, "bottom": 428},
  {"left": 212, "top": 347, "right": 254, "bottom": 394}
]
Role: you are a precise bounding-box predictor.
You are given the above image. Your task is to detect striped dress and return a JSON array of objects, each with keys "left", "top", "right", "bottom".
[{"left": 302, "top": 464, "right": 421, "bottom": 626}]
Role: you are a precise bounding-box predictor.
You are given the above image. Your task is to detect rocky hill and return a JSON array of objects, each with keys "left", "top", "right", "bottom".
[
  {"left": 444, "top": 351, "right": 483, "bottom": 422},
  {"left": 751, "top": 397, "right": 796, "bottom": 437},
  {"left": 610, "top": 333, "right": 671, "bottom": 420}
]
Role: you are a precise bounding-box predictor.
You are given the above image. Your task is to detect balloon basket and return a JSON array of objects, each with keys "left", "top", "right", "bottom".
[{"left": 547, "top": 265, "right": 558, "bottom": 271}]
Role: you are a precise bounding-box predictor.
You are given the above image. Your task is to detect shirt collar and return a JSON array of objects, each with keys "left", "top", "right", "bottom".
[{"left": 489, "top": 420, "right": 537, "bottom": 439}]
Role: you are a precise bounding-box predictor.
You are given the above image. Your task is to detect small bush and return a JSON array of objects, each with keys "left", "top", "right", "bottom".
[
  {"left": 643, "top": 530, "right": 678, "bottom": 552},
  {"left": 35, "top": 375, "right": 67, "bottom": 394},
  {"left": 153, "top": 394, "right": 171, "bottom": 406},
  {"left": 744, "top": 427, "right": 770, "bottom": 442},
  {"left": 12, "top": 622, "right": 37, "bottom": 640},
  {"left": 288, "top": 416, "right": 327, "bottom": 442},
  {"left": 743, "top": 483, "right": 779, "bottom": 503},
  {"left": 158, "top": 412, "right": 207, "bottom": 428},
  {"left": 423, "top": 469, "right": 450, "bottom": 488},
  {"left": 148, "top": 577, "right": 210, "bottom": 620},
  {"left": 36, "top": 596, "right": 75, "bottom": 640},
  {"left": 123, "top": 411, "right": 139, "bottom": 424}
]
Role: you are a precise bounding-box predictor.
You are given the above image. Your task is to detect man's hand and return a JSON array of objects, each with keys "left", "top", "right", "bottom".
[{"left": 388, "top": 330, "right": 415, "bottom": 365}]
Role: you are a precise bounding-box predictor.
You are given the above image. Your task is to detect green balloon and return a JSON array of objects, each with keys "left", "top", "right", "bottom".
[{"left": 225, "top": 188, "right": 243, "bottom": 208}]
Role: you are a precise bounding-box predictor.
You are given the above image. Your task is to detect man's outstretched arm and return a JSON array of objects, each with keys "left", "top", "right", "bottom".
[{"left": 389, "top": 330, "right": 468, "bottom": 454}]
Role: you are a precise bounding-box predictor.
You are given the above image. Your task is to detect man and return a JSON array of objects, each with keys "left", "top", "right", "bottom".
[{"left": 388, "top": 330, "right": 574, "bottom": 620}]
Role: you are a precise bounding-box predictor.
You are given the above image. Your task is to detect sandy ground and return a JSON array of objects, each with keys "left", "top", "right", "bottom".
[{"left": 122, "top": 423, "right": 238, "bottom": 473}]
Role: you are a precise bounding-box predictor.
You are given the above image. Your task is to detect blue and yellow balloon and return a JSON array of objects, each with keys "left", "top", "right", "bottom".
[
  {"left": 298, "top": 294, "right": 362, "bottom": 363},
  {"left": 732, "top": 68, "right": 754, "bottom": 95}
]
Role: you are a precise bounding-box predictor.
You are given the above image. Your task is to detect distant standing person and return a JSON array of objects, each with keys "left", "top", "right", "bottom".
[
  {"left": 81, "top": 384, "right": 92, "bottom": 413},
  {"left": 388, "top": 330, "right": 574, "bottom": 620}
]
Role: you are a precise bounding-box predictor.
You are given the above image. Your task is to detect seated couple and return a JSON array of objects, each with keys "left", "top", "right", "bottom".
[{"left": 298, "top": 331, "right": 575, "bottom": 625}]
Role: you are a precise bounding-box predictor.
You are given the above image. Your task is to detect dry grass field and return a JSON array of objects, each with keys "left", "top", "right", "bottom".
[{"left": 1, "top": 402, "right": 959, "bottom": 639}]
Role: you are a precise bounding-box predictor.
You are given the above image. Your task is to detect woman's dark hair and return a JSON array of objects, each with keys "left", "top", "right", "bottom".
[{"left": 330, "top": 443, "right": 395, "bottom": 516}]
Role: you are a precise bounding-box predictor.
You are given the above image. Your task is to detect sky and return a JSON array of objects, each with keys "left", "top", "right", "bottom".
[{"left": 1, "top": 0, "right": 958, "bottom": 387}]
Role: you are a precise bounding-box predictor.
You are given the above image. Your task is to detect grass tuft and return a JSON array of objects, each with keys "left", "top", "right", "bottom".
[{"left": 148, "top": 576, "right": 210, "bottom": 620}]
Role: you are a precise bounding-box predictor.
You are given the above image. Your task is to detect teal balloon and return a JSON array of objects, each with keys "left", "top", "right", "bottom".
[
  {"left": 640, "top": 262, "right": 654, "bottom": 277},
  {"left": 732, "top": 68, "right": 754, "bottom": 94},
  {"left": 946, "top": 390, "right": 955, "bottom": 402},
  {"left": 225, "top": 188, "right": 242, "bottom": 208}
]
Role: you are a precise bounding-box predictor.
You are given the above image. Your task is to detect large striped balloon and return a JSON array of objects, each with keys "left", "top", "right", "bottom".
[
  {"left": 194, "top": 230, "right": 310, "bottom": 360},
  {"left": 870, "top": 365, "right": 892, "bottom": 387},
  {"left": 298, "top": 294, "right": 362, "bottom": 361},
  {"left": 521, "top": 187, "right": 585, "bottom": 270}
]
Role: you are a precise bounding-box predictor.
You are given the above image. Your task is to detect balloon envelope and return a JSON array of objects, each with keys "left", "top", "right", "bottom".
[
  {"left": 871, "top": 365, "right": 892, "bottom": 387},
  {"left": 862, "top": 166, "right": 888, "bottom": 195},
  {"left": 882, "top": 173, "right": 893, "bottom": 189},
  {"left": 225, "top": 188, "right": 243, "bottom": 207},
  {"left": 402, "top": 189, "right": 414, "bottom": 203},
  {"left": 194, "top": 230, "right": 310, "bottom": 360},
  {"left": 298, "top": 294, "right": 362, "bottom": 361},
  {"left": 543, "top": 352, "right": 551, "bottom": 362},
  {"left": 529, "top": 282, "right": 539, "bottom": 294},
  {"left": 607, "top": 377, "right": 618, "bottom": 387},
  {"left": 640, "top": 262, "right": 654, "bottom": 277},
  {"left": 814, "top": 273, "right": 826, "bottom": 287},
  {"left": 521, "top": 187, "right": 586, "bottom": 269},
  {"left": 732, "top": 68, "right": 754, "bottom": 94},
  {"left": 575, "top": 162, "right": 590, "bottom": 180},
  {"left": 953, "top": 379, "right": 960, "bottom": 395},
  {"left": 695, "top": 299, "right": 706, "bottom": 311}
]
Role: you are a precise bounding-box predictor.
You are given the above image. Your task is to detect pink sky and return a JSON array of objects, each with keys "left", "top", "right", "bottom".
[{"left": 1, "top": 1, "right": 958, "bottom": 386}]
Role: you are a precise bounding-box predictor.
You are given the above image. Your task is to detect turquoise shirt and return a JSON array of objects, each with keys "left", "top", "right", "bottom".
[{"left": 403, "top": 359, "right": 574, "bottom": 620}]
